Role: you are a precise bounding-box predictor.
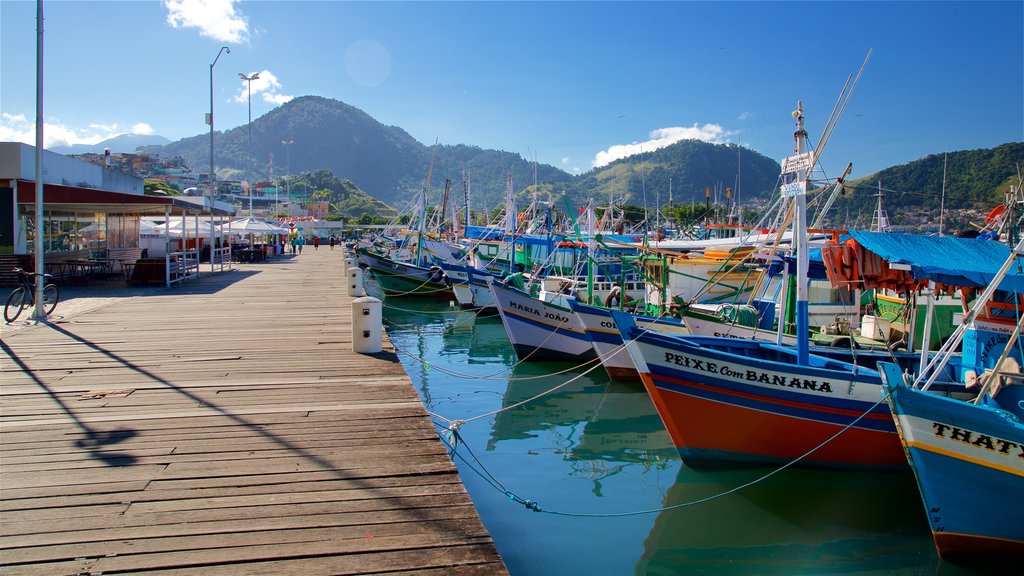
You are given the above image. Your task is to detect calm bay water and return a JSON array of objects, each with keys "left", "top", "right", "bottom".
[{"left": 375, "top": 287, "right": 991, "bottom": 576}]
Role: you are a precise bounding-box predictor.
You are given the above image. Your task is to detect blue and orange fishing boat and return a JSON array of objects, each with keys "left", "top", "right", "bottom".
[{"left": 879, "top": 237, "right": 1024, "bottom": 559}]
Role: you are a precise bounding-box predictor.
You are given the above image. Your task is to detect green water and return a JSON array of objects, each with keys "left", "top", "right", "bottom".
[{"left": 379, "top": 292, "right": 994, "bottom": 576}]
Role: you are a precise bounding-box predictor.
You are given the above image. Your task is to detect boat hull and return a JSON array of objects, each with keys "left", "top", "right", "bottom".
[
  {"left": 612, "top": 311, "right": 906, "bottom": 469},
  {"left": 489, "top": 280, "right": 596, "bottom": 362},
  {"left": 881, "top": 367, "right": 1024, "bottom": 559},
  {"left": 570, "top": 300, "right": 689, "bottom": 381},
  {"left": 360, "top": 252, "right": 453, "bottom": 297},
  {"left": 440, "top": 262, "right": 498, "bottom": 310}
]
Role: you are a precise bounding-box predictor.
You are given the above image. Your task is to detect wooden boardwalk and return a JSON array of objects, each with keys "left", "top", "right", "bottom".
[{"left": 0, "top": 248, "right": 508, "bottom": 575}]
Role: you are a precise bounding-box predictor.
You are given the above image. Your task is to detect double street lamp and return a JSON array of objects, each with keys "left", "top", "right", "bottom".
[{"left": 239, "top": 71, "right": 260, "bottom": 217}]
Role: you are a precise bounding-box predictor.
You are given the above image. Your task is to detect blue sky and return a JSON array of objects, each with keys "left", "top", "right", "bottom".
[{"left": 2, "top": 1, "right": 1021, "bottom": 180}]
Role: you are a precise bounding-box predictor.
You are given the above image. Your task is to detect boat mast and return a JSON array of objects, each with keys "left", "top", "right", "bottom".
[
  {"left": 504, "top": 173, "right": 516, "bottom": 274},
  {"left": 463, "top": 170, "right": 471, "bottom": 229},
  {"left": 788, "top": 101, "right": 811, "bottom": 366}
]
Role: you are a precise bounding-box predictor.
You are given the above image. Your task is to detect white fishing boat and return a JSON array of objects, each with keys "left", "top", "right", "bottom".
[{"left": 488, "top": 276, "right": 596, "bottom": 362}]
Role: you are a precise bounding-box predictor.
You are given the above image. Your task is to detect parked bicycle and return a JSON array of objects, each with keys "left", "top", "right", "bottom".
[{"left": 4, "top": 267, "right": 59, "bottom": 322}]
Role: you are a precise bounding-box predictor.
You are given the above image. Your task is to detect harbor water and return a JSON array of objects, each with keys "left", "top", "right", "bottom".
[{"left": 376, "top": 287, "right": 996, "bottom": 576}]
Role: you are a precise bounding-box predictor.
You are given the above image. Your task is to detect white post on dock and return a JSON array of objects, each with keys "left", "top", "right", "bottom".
[
  {"left": 352, "top": 296, "right": 383, "bottom": 354},
  {"left": 347, "top": 267, "right": 365, "bottom": 297}
]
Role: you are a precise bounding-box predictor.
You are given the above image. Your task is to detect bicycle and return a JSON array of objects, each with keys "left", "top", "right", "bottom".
[{"left": 4, "top": 267, "right": 59, "bottom": 322}]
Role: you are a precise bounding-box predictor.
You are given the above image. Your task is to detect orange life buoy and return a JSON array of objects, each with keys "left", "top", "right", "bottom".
[{"left": 838, "top": 245, "right": 859, "bottom": 284}]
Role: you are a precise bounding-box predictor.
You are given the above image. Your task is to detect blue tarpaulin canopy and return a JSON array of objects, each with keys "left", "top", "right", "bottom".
[
  {"left": 847, "top": 230, "right": 1024, "bottom": 293},
  {"left": 764, "top": 248, "right": 830, "bottom": 280},
  {"left": 463, "top": 225, "right": 505, "bottom": 240}
]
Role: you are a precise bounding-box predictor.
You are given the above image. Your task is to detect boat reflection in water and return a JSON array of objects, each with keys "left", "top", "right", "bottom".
[
  {"left": 636, "top": 465, "right": 940, "bottom": 576},
  {"left": 441, "top": 311, "right": 517, "bottom": 366},
  {"left": 488, "top": 366, "right": 677, "bottom": 494},
  {"left": 377, "top": 277, "right": 982, "bottom": 576}
]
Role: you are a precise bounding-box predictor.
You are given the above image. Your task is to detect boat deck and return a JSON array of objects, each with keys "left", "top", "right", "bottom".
[{"left": 0, "top": 248, "right": 507, "bottom": 575}]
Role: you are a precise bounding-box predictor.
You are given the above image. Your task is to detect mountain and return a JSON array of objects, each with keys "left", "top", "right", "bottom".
[
  {"left": 821, "top": 142, "right": 1024, "bottom": 229},
  {"left": 142, "top": 95, "right": 1020, "bottom": 226},
  {"left": 566, "top": 139, "right": 780, "bottom": 208},
  {"left": 146, "top": 95, "right": 776, "bottom": 212},
  {"left": 50, "top": 133, "right": 171, "bottom": 155},
  {"left": 151, "top": 95, "right": 571, "bottom": 210}
]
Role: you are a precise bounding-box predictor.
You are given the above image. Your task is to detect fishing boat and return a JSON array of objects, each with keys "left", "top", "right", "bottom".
[
  {"left": 569, "top": 299, "right": 689, "bottom": 381},
  {"left": 437, "top": 261, "right": 501, "bottom": 310},
  {"left": 358, "top": 249, "right": 453, "bottom": 297},
  {"left": 488, "top": 276, "right": 596, "bottom": 362},
  {"left": 612, "top": 307, "right": 909, "bottom": 468},
  {"left": 357, "top": 182, "right": 458, "bottom": 297},
  {"left": 878, "top": 238, "right": 1024, "bottom": 559},
  {"left": 609, "top": 96, "right": 928, "bottom": 468},
  {"left": 488, "top": 198, "right": 648, "bottom": 362}
]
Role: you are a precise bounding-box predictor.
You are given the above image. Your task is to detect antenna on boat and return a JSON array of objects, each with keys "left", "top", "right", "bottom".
[{"left": 939, "top": 152, "right": 948, "bottom": 236}]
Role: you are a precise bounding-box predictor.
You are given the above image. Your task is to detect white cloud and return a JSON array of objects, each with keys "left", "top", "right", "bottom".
[
  {"left": 131, "top": 123, "right": 155, "bottom": 135},
  {"left": 592, "top": 124, "right": 736, "bottom": 168},
  {"left": 0, "top": 113, "right": 154, "bottom": 148},
  {"left": 233, "top": 70, "right": 293, "bottom": 107},
  {"left": 164, "top": 0, "right": 249, "bottom": 44},
  {"left": 738, "top": 111, "right": 752, "bottom": 121}
]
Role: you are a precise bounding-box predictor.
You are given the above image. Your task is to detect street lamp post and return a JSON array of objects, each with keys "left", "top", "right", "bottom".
[
  {"left": 239, "top": 71, "right": 260, "bottom": 217},
  {"left": 209, "top": 46, "right": 229, "bottom": 272},
  {"left": 281, "top": 139, "right": 293, "bottom": 217}
]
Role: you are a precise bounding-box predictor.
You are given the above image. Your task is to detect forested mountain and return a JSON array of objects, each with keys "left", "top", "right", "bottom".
[
  {"left": 289, "top": 170, "right": 397, "bottom": 220},
  {"left": 146, "top": 95, "right": 1021, "bottom": 225},
  {"left": 818, "top": 142, "right": 1024, "bottom": 229},
  {"left": 145, "top": 96, "right": 775, "bottom": 214},
  {"left": 565, "top": 139, "right": 781, "bottom": 209}
]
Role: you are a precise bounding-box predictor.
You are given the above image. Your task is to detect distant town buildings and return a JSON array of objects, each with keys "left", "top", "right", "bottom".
[{"left": 71, "top": 150, "right": 312, "bottom": 219}]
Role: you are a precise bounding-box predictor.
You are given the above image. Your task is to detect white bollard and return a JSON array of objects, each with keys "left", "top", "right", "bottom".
[
  {"left": 352, "top": 296, "right": 383, "bottom": 354},
  {"left": 344, "top": 256, "right": 356, "bottom": 269},
  {"left": 347, "top": 267, "right": 365, "bottom": 297}
]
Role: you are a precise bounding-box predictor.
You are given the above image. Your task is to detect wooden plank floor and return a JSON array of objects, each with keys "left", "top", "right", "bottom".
[{"left": 0, "top": 248, "right": 508, "bottom": 576}]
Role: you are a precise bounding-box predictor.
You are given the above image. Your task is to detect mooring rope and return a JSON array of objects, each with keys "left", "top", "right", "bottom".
[{"left": 435, "top": 389, "right": 893, "bottom": 517}]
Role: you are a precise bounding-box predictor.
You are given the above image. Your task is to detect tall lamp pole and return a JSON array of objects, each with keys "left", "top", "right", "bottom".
[
  {"left": 33, "top": 0, "right": 45, "bottom": 320},
  {"left": 281, "top": 139, "right": 293, "bottom": 217},
  {"left": 239, "top": 71, "right": 260, "bottom": 217},
  {"left": 208, "top": 46, "right": 229, "bottom": 271}
]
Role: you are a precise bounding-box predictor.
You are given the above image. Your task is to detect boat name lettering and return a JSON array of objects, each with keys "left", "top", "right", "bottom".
[
  {"left": 931, "top": 422, "right": 1024, "bottom": 459},
  {"left": 600, "top": 321, "right": 616, "bottom": 329},
  {"left": 662, "top": 352, "right": 833, "bottom": 393},
  {"left": 509, "top": 301, "right": 541, "bottom": 316},
  {"left": 544, "top": 311, "right": 570, "bottom": 323}
]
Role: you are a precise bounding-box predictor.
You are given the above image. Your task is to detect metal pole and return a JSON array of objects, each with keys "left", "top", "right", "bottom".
[
  {"left": 209, "top": 46, "right": 229, "bottom": 272},
  {"left": 247, "top": 79, "right": 252, "bottom": 217},
  {"left": 33, "top": 0, "right": 45, "bottom": 320},
  {"left": 240, "top": 72, "right": 260, "bottom": 217},
  {"left": 280, "top": 139, "right": 293, "bottom": 217}
]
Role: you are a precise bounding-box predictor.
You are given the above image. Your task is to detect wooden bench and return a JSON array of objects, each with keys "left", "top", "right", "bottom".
[{"left": 106, "top": 247, "right": 144, "bottom": 278}]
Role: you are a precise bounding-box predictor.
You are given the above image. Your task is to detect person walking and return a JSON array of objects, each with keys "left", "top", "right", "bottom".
[
  {"left": 313, "top": 236, "right": 320, "bottom": 251},
  {"left": 297, "top": 235, "right": 305, "bottom": 254},
  {"left": 289, "top": 235, "right": 297, "bottom": 254},
  {"left": 329, "top": 235, "right": 336, "bottom": 250}
]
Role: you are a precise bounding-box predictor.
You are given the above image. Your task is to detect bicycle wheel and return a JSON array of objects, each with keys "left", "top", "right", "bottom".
[
  {"left": 4, "top": 287, "right": 27, "bottom": 322},
  {"left": 42, "top": 283, "right": 59, "bottom": 315}
]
